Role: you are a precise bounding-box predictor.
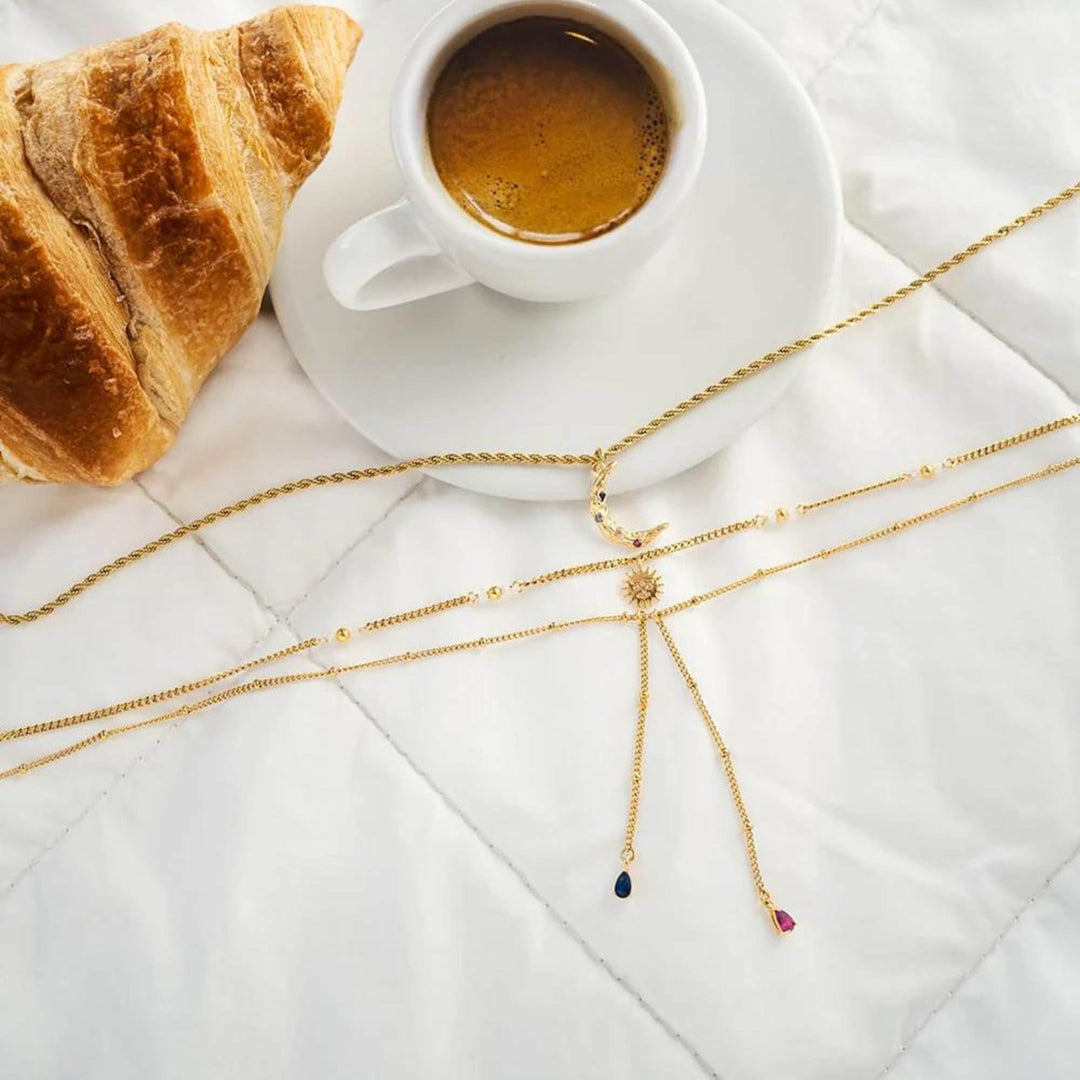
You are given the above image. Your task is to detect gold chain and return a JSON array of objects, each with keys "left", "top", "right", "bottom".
[
  {"left": 355, "top": 412, "right": 1078, "bottom": 631},
  {"left": 4, "top": 452, "right": 1077, "bottom": 780},
  {"left": 3, "top": 431, "right": 1078, "bottom": 754},
  {"left": 620, "top": 615, "right": 651, "bottom": 869},
  {"left": 0, "top": 679, "right": 295, "bottom": 782},
  {"left": 794, "top": 471, "right": 913, "bottom": 515},
  {"left": 357, "top": 592, "right": 481, "bottom": 633},
  {"left": 8, "top": 410, "right": 1072, "bottom": 633},
  {"left": 2, "top": 185, "right": 1077, "bottom": 628},
  {"left": 4, "top": 186, "right": 1078, "bottom": 937},
  {"left": 654, "top": 615, "right": 775, "bottom": 913},
  {"left": 511, "top": 517, "right": 763, "bottom": 592},
  {"left": 604, "top": 181, "right": 1080, "bottom": 456},
  {"left": 0, "top": 453, "right": 589, "bottom": 627},
  {"left": 4, "top": 449, "right": 1078, "bottom": 929},
  {"left": 0, "top": 637, "right": 325, "bottom": 744},
  {"left": 0, "top": 613, "right": 637, "bottom": 778},
  {"left": 941, "top": 415, "right": 1080, "bottom": 467},
  {"left": 657, "top": 455, "right": 1080, "bottom": 618}
]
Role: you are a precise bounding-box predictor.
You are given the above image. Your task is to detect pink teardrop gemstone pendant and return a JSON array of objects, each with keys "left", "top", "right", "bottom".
[{"left": 772, "top": 909, "right": 796, "bottom": 934}]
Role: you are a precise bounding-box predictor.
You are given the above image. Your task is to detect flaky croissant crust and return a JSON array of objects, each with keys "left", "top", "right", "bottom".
[{"left": 0, "top": 5, "right": 360, "bottom": 485}]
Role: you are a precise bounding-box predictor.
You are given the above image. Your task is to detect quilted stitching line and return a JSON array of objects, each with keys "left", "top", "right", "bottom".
[
  {"left": 285, "top": 623, "right": 724, "bottom": 1080},
  {"left": 846, "top": 216, "right": 1080, "bottom": 409},
  {"left": 805, "top": 0, "right": 895, "bottom": 91},
  {"left": 135, "top": 472, "right": 427, "bottom": 619},
  {"left": 275, "top": 474, "right": 429, "bottom": 616},
  {"left": 796, "top": 0, "right": 1080, "bottom": 408},
  {"left": 108, "top": 475, "right": 723, "bottom": 1075},
  {"left": 134, "top": 478, "right": 279, "bottom": 621},
  {"left": 1, "top": 615, "right": 293, "bottom": 895},
  {"left": 874, "top": 834, "right": 1080, "bottom": 1077},
  {"left": 1, "top": 476, "right": 425, "bottom": 896},
  {"left": 6, "top": 457, "right": 721, "bottom": 1078}
]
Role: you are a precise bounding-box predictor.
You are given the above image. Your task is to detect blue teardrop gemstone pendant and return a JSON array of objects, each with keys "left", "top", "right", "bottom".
[{"left": 614, "top": 870, "right": 632, "bottom": 898}]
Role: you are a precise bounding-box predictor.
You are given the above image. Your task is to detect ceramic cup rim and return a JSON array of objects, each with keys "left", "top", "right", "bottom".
[{"left": 390, "top": 0, "right": 709, "bottom": 265}]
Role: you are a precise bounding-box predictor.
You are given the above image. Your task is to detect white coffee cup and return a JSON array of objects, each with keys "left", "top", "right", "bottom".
[{"left": 323, "top": 0, "right": 707, "bottom": 311}]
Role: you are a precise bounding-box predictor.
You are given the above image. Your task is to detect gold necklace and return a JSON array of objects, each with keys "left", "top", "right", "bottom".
[
  {"left": 5, "top": 442, "right": 1078, "bottom": 933},
  {"left": 2, "top": 181, "right": 1077, "bottom": 626},
  {"left": 4, "top": 182, "right": 1080, "bottom": 935},
  {"left": 349, "top": 414, "right": 1079, "bottom": 634},
  {"left": 7, "top": 412, "right": 1074, "bottom": 740}
]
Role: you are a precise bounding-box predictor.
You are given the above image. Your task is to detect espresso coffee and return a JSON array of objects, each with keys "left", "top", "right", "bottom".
[{"left": 427, "top": 16, "right": 669, "bottom": 245}]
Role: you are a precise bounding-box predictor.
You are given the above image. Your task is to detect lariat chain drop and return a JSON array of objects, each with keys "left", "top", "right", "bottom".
[{"left": 620, "top": 616, "right": 651, "bottom": 869}]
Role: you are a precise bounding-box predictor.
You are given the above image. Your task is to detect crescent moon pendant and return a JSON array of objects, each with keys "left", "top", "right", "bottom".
[{"left": 588, "top": 456, "right": 668, "bottom": 549}]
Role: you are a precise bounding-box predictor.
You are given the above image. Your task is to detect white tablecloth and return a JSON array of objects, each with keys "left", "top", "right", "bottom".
[{"left": 1, "top": 2, "right": 1078, "bottom": 1077}]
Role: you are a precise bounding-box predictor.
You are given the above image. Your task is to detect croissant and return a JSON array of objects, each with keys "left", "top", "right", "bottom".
[{"left": 0, "top": 6, "right": 361, "bottom": 485}]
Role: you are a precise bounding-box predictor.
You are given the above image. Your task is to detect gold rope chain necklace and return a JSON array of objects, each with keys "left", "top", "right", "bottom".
[
  {"left": 4, "top": 426, "right": 1078, "bottom": 931},
  {"left": 2, "top": 181, "right": 1077, "bottom": 626}
]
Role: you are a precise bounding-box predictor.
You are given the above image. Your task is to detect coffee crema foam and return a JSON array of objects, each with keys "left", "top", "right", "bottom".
[{"left": 427, "top": 16, "right": 670, "bottom": 244}]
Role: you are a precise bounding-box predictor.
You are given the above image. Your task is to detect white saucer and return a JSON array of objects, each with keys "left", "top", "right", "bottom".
[{"left": 270, "top": 0, "right": 841, "bottom": 501}]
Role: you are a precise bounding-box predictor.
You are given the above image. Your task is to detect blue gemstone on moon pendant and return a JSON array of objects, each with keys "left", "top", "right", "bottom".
[{"left": 614, "top": 870, "right": 632, "bottom": 898}]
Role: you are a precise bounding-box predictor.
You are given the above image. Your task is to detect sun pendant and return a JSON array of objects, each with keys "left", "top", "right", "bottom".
[{"left": 622, "top": 565, "right": 663, "bottom": 610}]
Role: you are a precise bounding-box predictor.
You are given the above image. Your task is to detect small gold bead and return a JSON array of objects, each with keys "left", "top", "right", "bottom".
[
  {"left": 335, "top": 627, "right": 352, "bottom": 643},
  {"left": 487, "top": 585, "right": 503, "bottom": 601},
  {"left": 775, "top": 507, "right": 790, "bottom": 524},
  {"left": 919, "top": 463, "right": 935, "bottom": 478}
]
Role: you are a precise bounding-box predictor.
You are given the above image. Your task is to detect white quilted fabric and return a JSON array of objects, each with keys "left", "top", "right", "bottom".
[{"left": 1, "top": 2, "right": 1078, "bottom": 1077}]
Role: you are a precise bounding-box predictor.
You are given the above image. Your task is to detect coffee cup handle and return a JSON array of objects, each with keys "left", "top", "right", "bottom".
[{"left": 323, "top": 196, "right": 474, "bottom": 311}]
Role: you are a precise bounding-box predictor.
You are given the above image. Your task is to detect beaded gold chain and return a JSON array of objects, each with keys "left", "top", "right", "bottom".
[{"left": 342, "top": 414, "right": 1080, "bottom": 635}]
